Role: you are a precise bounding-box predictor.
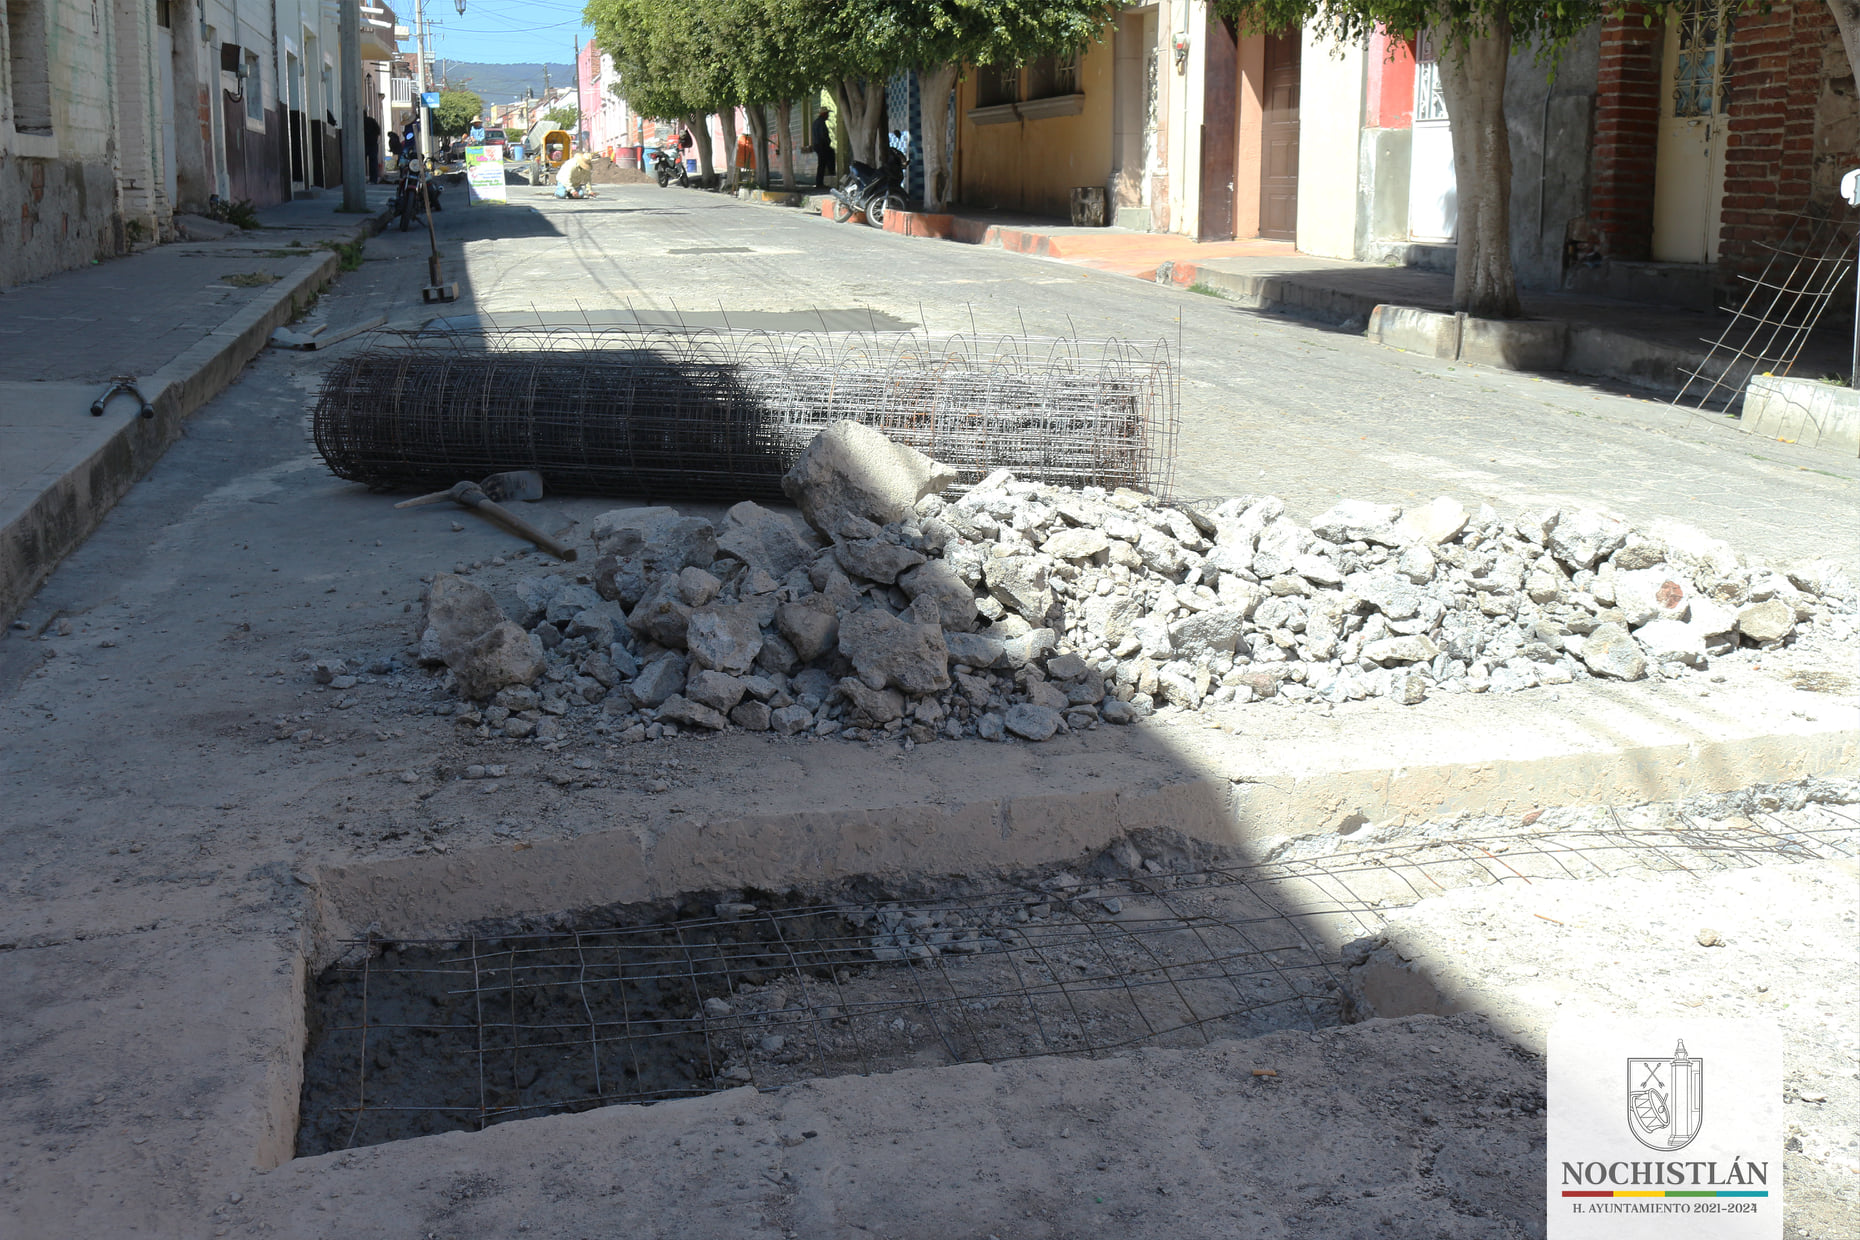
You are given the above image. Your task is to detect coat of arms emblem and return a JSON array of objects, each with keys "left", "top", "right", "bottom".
[{"left": 1627, "top": 1039, "right": 1704, "bottom": 1150}]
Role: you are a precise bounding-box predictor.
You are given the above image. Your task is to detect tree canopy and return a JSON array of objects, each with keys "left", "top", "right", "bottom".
[{"left": 431, "top": 89, "right": 485, "bottom": 138}]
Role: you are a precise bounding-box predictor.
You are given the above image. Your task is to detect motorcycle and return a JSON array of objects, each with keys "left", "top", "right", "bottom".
[
  {"left": 393, "top": 158, "right": 443, "bottom": 232},
  {"left": 830, "top": 148, "right": 908, "bottom": 227},
  {"left": 651, "top": 147, "right": 690, "bottom": 189}
]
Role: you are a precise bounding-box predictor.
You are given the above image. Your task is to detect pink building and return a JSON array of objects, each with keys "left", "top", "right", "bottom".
[{"left": 578, "top": 41, "right": 642, "bottom": 166}]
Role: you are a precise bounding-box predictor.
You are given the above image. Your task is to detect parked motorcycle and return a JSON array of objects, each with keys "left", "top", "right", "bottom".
[
  {"left": 393, "top": 159, "right": 443, "bottom": 231},
  {"left": 651, "top": 147, "right": 690, "bottom": 189},
  {"left": 830, "top": 149, "right": 908, "bottom": 226}
]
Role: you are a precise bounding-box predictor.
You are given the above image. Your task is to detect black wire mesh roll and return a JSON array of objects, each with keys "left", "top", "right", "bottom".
[{"left": 312, "top": 327, "right": 1178, "bottom": 500}]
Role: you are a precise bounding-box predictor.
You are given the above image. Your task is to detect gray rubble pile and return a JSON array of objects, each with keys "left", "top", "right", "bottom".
[{"left": 410, "top": 420, "right": 1856, "bottom": 746}]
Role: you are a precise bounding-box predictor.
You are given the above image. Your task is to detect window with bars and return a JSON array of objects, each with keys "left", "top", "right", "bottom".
[
  {"left": 1672, "top": 0, "right": 1735, "bottom": 119},
  {"left": 974, "top": 64, "right": 1017, "bottom": 108},
  {"left": 1026, "top": 52, "right": 1081, "bottom": 101}
]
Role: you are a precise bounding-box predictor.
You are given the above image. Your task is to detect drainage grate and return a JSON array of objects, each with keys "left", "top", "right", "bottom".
[{"left": 298, "top": 806, "right": 1856, "bottom": 1154}]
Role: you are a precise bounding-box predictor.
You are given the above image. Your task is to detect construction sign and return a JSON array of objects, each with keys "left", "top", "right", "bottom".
[{"left": 466, "top": 145, "right": 508, "bottom": 204}]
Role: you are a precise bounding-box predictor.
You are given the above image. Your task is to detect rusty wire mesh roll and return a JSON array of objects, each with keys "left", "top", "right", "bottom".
[{"left": 312, "top": 326, "right": 1178, "bottom": 500}]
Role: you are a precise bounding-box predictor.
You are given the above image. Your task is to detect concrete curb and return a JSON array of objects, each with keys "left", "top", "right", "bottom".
[
  {"left": 314, "top": 711, "right": 1857, "bottom": 943},
  {"left": 0, "top": 207, "right": 389, "bottom": 625}
]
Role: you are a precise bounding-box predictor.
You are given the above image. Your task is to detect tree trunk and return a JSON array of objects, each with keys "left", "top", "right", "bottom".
[
  {"left": 718, "top": 106, "right": 739, "bottom": 188},
  {"left": 746, "top": 104, "right": 771, "bottom": 190},
  {"left": 1830, "top": 2, "right": 1860, "bottom": 94},
  {"left": 775, "top": 98, "right": 797, "bottom": 191},
  {"left": 835, "top": 76, "right": 886, "bottom": 167},
  {"left": 686, "top": 112, "right": 716, "bottom": 185},
  {"left": 917, "top": 63, "right": 959, "bottom": 212},
  {"left": 1434, "top": 19, "right": 1522, "bottom": 320}
]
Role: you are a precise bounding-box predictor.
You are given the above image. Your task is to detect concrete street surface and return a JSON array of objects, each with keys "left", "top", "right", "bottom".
[{"left": 1, "top": 185, "right": 1855, "bottom": 1239}]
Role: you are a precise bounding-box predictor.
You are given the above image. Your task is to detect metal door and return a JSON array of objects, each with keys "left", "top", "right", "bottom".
[
  {"left": 1407, "top": 32, "right": 1456, "bottom": 242},
  {"left": 1653, "top": 0, "right": 1735, "bottom": 263},
  {"left": 1258, "top": 32, "right": 1299, "bottom": 241}
]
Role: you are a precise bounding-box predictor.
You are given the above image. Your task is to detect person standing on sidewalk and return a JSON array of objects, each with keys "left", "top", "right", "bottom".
[
  {"left": 364, "top": 114, "right": 382, "bottom": 182},
  {"left": 811, "top": 107, "right": 836, "bottom": 187}
]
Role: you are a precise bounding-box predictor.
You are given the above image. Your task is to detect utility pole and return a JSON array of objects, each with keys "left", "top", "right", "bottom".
[
  {"left": 339, "top": 0, "right": 367, "bottom": 210},
  {"left": 413, "top": 0, "right": 432, "bottom": 162}
]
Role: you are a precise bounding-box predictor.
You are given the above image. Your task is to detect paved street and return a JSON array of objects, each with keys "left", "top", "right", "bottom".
[
  {"left": 1, "top": 185, "right": 1856, "bottom": 1239},
  {"left": 348, "top": 185, "right": 1860, "bottom": 568}
]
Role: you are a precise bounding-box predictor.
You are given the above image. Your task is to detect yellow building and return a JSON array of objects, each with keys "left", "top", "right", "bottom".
[{"left": 953, "top": 39, "right": 1117, "bottom": 219}]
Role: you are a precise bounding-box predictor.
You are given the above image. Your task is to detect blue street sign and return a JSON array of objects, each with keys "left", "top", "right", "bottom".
[{"left": 421, "top": 91, "right": 441, "bottom": 108}]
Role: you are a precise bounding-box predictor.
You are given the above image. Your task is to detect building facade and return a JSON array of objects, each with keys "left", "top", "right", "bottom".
[{"left": 1, "top": 0, "right": 398, "bottom": 289}]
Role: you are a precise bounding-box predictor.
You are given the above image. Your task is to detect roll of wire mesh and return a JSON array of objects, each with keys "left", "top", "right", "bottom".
[{"left": 312, "top": 326, "right": 1178, "bottom": 501}]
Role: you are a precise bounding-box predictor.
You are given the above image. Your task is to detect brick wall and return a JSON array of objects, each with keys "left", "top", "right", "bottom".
[
  {"left": 1717, "top": 1, "right": 1846, "bottom": 281},
  {"left": 1585, "top": 7, "right": 1663, "bottom": 261}
]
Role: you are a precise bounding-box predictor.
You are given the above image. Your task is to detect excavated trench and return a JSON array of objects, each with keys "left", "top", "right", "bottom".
[{"left": 295, "top": 778, "right": 1860, "bottom": 1157}]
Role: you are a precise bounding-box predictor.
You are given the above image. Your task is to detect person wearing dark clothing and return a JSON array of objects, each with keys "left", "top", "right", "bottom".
[
  {"left": 811, "top": 107, "right": 835, "bottom": 186},
  {"left": 387, "top": 128, "right": 402, "bottom": 170},
  {"left": 363, "top": 114, "right": 382, "bottom": 182}
]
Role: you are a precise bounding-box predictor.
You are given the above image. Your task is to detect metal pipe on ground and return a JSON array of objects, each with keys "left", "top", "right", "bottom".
[{"left": 310, "top": 327, "right": 1179, "bottom": 500}]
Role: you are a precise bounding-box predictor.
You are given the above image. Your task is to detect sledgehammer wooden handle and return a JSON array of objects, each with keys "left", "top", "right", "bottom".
[{"left": 454, "top": 484, "right": 579, "bottom": 561}]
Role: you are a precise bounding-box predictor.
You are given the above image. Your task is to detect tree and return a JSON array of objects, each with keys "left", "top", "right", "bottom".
[
  {"left": 859, "top": 0, "right": 1119, "bottom": 211},
  {"left": 546, "top": 105, "right": 580, "bottom": 129},
  {"left": 432, "top": 89, "right": 486, "bottom": 138},
  {"left": 585, "top": 0, "right": 738, "bottom": 185},
  {"left": 1214, "top": 1, "right": 1610, "bottom": 319}
]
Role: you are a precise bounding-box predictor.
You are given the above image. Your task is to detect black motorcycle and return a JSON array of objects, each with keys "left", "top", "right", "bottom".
[
  {"left": 393, "top": 159, "right": 442, "bottom": 231},
  {"left": 652, "top": 147, "right": 690, "bottom": 188},
  {"left": 830, "top": 149, "right": 907, "bottom": 226}
]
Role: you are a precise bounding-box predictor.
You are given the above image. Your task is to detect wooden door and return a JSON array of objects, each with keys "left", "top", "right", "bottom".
[
  {"left": 1197, "top": 15, "right": 1239, "bottom": 242},
  {"left": 1653, "top": 0, "right": 1735, "bottom": 262},
  {"left": 1258, "top": 32, "right": 1300, "bottom": 241}
]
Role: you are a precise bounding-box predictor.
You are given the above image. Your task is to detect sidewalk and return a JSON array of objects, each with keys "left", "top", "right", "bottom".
[
  {"left": 876, "top": 207, "right": 1852, "bottom": 403},
  {"left": 0, "top": 187, "right": 395, "bottom": 623}
]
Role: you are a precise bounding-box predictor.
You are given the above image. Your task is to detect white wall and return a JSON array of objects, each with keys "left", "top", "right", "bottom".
[{"left": 1293, "top": 33, "right": 1365, "bottom": 259}]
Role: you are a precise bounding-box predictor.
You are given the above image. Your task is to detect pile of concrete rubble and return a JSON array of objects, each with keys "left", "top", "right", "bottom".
[{"left": 412, "top": 421, "right": 1854, "bottom": 746}]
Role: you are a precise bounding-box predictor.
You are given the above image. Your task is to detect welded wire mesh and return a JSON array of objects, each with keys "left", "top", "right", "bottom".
[
  {"left": 1673, "top": 208, "right": 1858, "bottom": 411},
  {"left": 296, "top": 806, "right": 1856, "bottom": 1154},
  {"left": 311, "top": 327, "right": 1179, "bottom": 501}
]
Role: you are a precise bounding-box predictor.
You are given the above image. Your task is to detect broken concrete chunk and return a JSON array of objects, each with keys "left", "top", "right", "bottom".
[
  {"left": 424, "top": 574, "right": 507, "bottom": 661},
  {"left": 775, "top": 595, "right": 840, "bottom": 663},
  {"left": 769, "top": 704, "right": 814, "bottom": 734},
  {"left": 685, "top": 605, "right": 764, "bottom": 675},
  {"left": 1634, "top": 618, "right": 1707, "bottom": 668},
  {"left": 716, "top": 501, "right": 823, "bottom": 578},
  {"left": 781, "top": 420, "right": 957, "bottom": 535},
  {"left": 944, "top": 631, "right": 1008, "bottom": 670},
  {"left": 627, "top": 654, "right": 688, "bottom": 707},
  {"left": 1735, "top": 598, "right": 1794, "bottom": 644},
  {"left": 1363, "top": 634, "right": 1441, "bottom": 664},
  {"left": 626, "top": 579, "right": 694, "bottom": 649},
  {"left": 1003, "top": 703, "right": 1062, "bottom": 742},
  {"left": 448, "top": 622, "right": 545, "bottom": 700},
  {"left": 838, "top": 678, "right": 906, "bottom": 726},
  {"left": 1613, "top": 567, "right": 1693, "bottom": 628},
  {"left": 1548, "top": 509, "right": 1629, "bottom": 570},
  {"left": 1393, "top": 496, "right": 1469, "bottom": 545},
  {"left": 1040, "top": 526, "right": 1110, "bottom": 561},
  {"left": 983, "top": 556, "right": 1055, "bottom": 624},
  {"left": 1579, "top": 622, "right": 1647, "bottom": 681},
  {"left": 658, "top": 695, "right": 727, "bottom": 731},
  {"left": 729, "top": 700, "right": 773, "bottom": 731},
  {"left": 834, "top": 538, "right": 927, "bottom": 585},
  {"left": 900, "top": 560, "right": 979, "bottom": 633},
  {"left": 685, "top": 670, "right": 748, "bottom": 713},
  {"left": 1166, "top": 607, "right": 1249, "bottom": 659},
  {"left": 1311, "top": 500, "right": 1401, "bottom": 544},
  {"left": 837, "top": 609, "right": 951, "bottom": 695}
]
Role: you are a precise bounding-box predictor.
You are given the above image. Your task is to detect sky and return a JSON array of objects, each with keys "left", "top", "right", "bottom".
[{"left": 406, "top": 0, "right": 593, "bottom": 71}]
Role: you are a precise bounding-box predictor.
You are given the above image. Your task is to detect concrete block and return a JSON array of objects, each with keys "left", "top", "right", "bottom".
[
  {"left": 1457, "top": 316, "right": 1568, "bottom": 372},
  {"left": 1367, "top": 303, "right": 1461, "bottom": 359},
  {"left": 1742, "top": 373, "right": 1860, "bottom": 456},
  {"left": 1113, "top": 206, "right": 1152, "bottom": 231}
]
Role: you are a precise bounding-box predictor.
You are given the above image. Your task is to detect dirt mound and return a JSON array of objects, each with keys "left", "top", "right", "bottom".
[{"left": 589, "top": 154, "right": 654, "bottom": 185}]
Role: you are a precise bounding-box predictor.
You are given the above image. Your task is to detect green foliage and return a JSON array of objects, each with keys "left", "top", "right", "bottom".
[
  {"left": 545, "top": 105, "right": 580, "bottom": 129},
  {"left": 321, "top": 239, "right": 367, "bottom": 272},
  {"left": 207, "top": 197, "right": 262, "bottom": 229},
  {"left": 584, "top": 0, "right": 1121, "bottom": 118},
  {"left": 432, "top": 89, "right": 486, "bottom": 137}
]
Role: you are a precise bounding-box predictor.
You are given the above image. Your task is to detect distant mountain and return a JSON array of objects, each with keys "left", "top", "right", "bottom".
[{"left": 437, "top": 62, "right": 575, "bottom": 106}]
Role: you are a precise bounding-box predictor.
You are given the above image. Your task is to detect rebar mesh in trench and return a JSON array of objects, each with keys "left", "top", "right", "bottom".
[
  {"left": 296, "top": 808, "right": 1856, "bottom": 1154},
  {"left": 311, "top": 327, "right": 1179, "bottom": 500}
]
